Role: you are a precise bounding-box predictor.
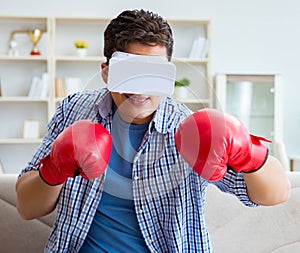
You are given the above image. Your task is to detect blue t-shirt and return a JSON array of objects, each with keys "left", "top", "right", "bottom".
[{"left": 80, "top": 109, "right": 150, "bottom": 252}]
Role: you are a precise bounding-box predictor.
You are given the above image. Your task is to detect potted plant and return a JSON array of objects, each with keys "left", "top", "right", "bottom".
[
  {"left": 74, "top": 40, "right": 89, "bottom": 57},
  {"left": 174, "top": 78, "right": 190, "bottom": 99}
]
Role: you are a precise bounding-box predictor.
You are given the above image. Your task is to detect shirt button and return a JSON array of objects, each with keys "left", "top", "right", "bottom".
[
  {"left": 139, "top": 209, "right": 143, "bottom": 214},
  {"left": 149, "top": 239, "right": 153, "bottom": 244},
  {"left": 134, "top": 176, "right": 139, "bottom": 180}
]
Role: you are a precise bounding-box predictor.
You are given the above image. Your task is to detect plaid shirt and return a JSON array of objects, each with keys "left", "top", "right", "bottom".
[{"left": 20, "top": 88, "right": 256, "bottom": 253}]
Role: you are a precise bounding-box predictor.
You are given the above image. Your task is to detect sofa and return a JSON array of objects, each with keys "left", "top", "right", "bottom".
[{"left": 1, "top": 172, "right": 299, "bottom": 253}]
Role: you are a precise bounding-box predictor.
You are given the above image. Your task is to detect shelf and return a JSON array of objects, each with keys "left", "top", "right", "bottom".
[
  {"left": 172, "top": 58, "right": 209, "bottom": 64},
  {"left": 0, "top": 138, "right": 42, "bottom": 144},
  {"left": 0, "top": 16, "right": 48, "bottom": 21},
  {"left": 55, "top": 17, "right": 110, "bottom": 22},
  {"left": 229, "top": 112, "right": 274, "bottom": 118},
  {"left": 0, "top": 97, "right": 49, "bottom": 102},
  {"left": 174, "top": 98, "right": 211, "bottom": 104},
  {"left": 55, "top": 56, "right": 104, "bottom": 62},
  {"left": 0, "top": 56, "right": 48, "bottom": 61}
]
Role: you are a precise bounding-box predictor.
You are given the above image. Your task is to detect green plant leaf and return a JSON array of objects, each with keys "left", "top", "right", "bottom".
[{"left": 174, "top": 78, "right": 190, "bottom": 87}]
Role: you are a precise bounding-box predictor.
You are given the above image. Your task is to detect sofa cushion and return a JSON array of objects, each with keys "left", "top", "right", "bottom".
[
  {"left": 205, "top": 172, "right": 300, "bottom": 253},
  {"left": 0, "top": 174, "right": 18, "bottom": 206},
  {"left": 0, "top": 198, "right": 52, "bottom": 253}
]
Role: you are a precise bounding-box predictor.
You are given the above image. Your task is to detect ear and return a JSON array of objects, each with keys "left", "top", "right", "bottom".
[{"left": 100, "top": 62, "right": 108, "bottom": 84}]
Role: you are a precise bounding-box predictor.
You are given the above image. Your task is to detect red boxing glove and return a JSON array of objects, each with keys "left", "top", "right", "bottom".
[
  {"left": 38, "top": 120, "right": 112, "bottom": 185},
  {"left": 174, "top": 109, "right": 271, "bottom": 181}
]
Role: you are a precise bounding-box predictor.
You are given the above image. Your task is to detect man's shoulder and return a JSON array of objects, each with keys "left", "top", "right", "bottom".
[
  {"left": 153, "top": 97, "right": 192, "bottom": 133},
  {"left": 66, "top": 88, "right": 108, "bottom": 103},
  {"left": 58, "top": 88, "right": 111, "bottom": 120},
  {"left": 162, "top": 97, "right": 192, "bottom": 120},
  {"left": 59, "top": 88, "right": 109, "bottom": 110}
]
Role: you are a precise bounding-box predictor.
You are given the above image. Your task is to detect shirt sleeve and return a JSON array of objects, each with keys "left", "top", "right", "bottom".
[{"left": 211, "top": 168, "right": 258, "bottom": 207}]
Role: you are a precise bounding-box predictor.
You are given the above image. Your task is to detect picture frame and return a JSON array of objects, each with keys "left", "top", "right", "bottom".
[{"left": 23, "top": 119, "right": 40, "bottom": 139}]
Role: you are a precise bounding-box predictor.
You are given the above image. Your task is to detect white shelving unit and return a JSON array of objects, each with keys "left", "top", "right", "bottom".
[
  {"left": 0, "top": 16, "right": 212, "bottom": 173},
  {"left": 0, "top": 16, "right": 50, "bottom": 173}
]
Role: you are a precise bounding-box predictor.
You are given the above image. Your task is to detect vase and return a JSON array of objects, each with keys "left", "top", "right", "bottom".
[
  {"left": 174, "top": 86, "right": 189, "bottom": 100},
  {"left": 76, "top": 48, "right": 87, "bottom": 57}
]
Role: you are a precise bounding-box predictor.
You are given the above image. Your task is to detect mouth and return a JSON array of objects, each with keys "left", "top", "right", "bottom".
[{"left": 125, "top": 94, "right": 150, "bottom": 105}]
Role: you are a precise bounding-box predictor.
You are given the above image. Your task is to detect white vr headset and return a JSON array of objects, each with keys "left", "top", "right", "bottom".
[{"left": 107, "top": 51, "right": 176, "bottom": 96}]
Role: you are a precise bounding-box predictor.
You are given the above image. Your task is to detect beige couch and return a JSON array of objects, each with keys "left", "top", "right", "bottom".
[
  {"left": 0, "top": 174, "right": 55, "bottom": 253},
  {"left": 1, "top": 172, "right": 299, "bottom": 253}
]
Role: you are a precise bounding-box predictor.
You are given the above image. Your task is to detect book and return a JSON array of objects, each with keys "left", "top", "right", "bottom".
[
  {"left": 200, "top": 39, "right": 209, "bottom": 59},
  {"left": 55, "top": 78, "right": 66, "bottom": 98},
  {"left": 40, "top": 72, "right": 49, "bottom": 98},
  {"left": 188, "top": 37, "right": 207, "bottom": 59},
  {"left": 28, "top": 76, "right": 42, "bottom": 97},
  {"left": 28, "top": 72, "right": 49, "bottom": 98}
]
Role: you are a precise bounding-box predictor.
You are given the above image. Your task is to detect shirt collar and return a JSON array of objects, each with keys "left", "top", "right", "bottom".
[
  {"left": 96, "top": 89, "right": 113, "bottom": 120},
  {"left": 151, "top": 97, "right": 183, "bottom": 134}
]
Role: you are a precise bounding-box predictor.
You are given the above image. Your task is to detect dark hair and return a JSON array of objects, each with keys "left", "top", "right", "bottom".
[{"left": 104, "top": 9, "right": 173, "bottom": 63}]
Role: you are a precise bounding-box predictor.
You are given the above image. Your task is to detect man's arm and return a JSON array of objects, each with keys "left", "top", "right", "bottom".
[
  {"left": 16, "top": 170, "right": 62, "bottom": 220},
  {"left": 243, "top": 155, "right": 291, "bottom": 206},
  {"left": 16, "top": 120, "right": 112, "bottom": 220},
  {"left": 175, "top": 108, "right": 291, "bottom": 206}
]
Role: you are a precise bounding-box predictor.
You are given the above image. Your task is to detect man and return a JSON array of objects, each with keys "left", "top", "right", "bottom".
[{"left": 16, "top": 9, "right": 290, "bottom": 252}]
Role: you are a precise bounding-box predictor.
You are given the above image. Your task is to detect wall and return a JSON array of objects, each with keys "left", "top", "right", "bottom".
[{"left": 1, "top": 0, "right": 300, "bottom": 157}]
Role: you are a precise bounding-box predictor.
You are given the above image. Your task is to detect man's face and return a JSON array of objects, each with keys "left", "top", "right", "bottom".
[{"left": 102, "top": 43, "right": 168, "bottom": 125}]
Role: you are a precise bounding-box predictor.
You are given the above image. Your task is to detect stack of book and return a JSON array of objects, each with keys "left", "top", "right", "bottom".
[
  {"left": 188, "top": 37, "right": 209, "bottom": 59},
  {"left": 55, "top": 77, "right": 83, "bottom": 98},
  {"left": 28, "top": 72, "right": 49, "bottom": 98}
]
